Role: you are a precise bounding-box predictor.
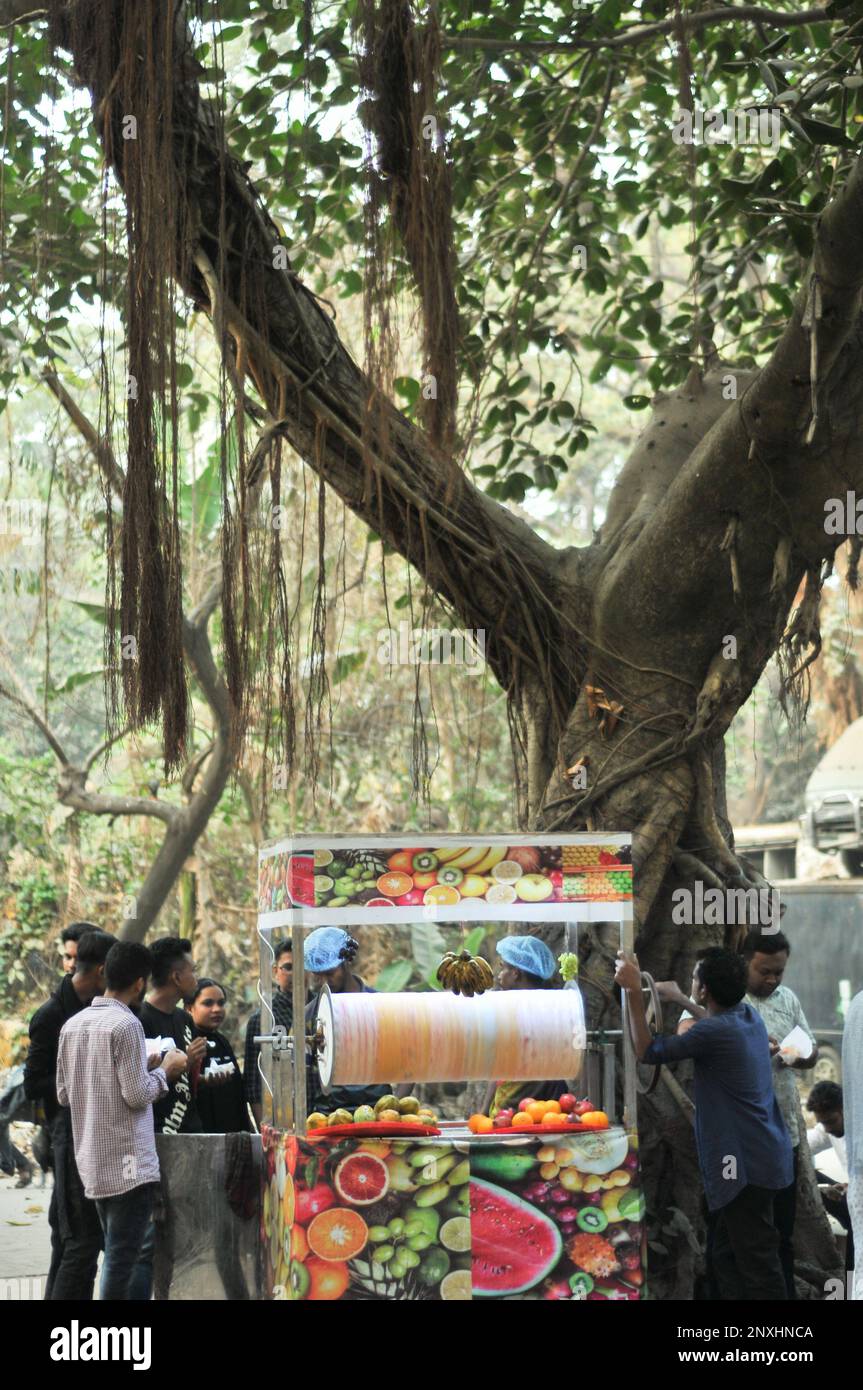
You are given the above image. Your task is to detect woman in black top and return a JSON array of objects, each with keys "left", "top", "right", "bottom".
[{"left": 189, "top": 979, "right": 252, "bottom": 1134}]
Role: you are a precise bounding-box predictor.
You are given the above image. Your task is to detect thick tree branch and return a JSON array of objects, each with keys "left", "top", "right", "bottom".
[
  {"left": 56, "top": 766, "right": 179, "bottom": 825},
  {"left": 444, "top": 8, "right": 834, "bottom": 56},
  {"left": 49, "top": 0, "right": 583, "bottom": 709}
]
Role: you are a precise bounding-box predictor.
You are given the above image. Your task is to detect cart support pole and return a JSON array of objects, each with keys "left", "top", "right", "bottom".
[
  {"left": 620, "top": 907, "right": 638, "bottom": 1130},
  {"left": 292, "top": 925, "right": 307, "bottom": 1134}
]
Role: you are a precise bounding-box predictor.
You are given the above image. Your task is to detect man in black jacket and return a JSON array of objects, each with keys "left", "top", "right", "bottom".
[{"left": 24, "top": 928, "right": 116, "bottom": 1300}]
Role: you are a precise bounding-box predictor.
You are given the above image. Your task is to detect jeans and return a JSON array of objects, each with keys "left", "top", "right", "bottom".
[
  {"left": 95, "top": 1183, "right": 159, "bottom": 1301},
  {"left": 772, "top": 1145, "right": 799, "bottom": 1299},
  {"left": 711, "top": 1183, "right": 788, "bottom": 1301},
  {"left": 45, "top": 1117, "right": 102, "bottom": 1301}
]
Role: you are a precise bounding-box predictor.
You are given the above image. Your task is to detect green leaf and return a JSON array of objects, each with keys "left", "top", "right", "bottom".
[
  {"left": 623, "top": 395, "right": 651, "bottom": 410},
  {"left": 797, "top": 117, "right": 852, "bottom": 148},
  {"left": 333, "top": 650, "right": 366, "bottom": 684},
  {"left": 394, "top": 376, "right": 420, "bottom": 405},
  {"left": 67, "top": 600, "right": 119, "bottom": 628},
  {"left": 462, "top": 926, "right": 487, "bottom": 958},
  {"left": 47, "top": 668, "right": 105, "bottom": 695},
  {"left": 755, "top": 60, "right": 779, "bottom": 96},
  {"left": 410, "top": 922, "right": 446, "bottom": 981},
  {"left": 375, "top": 959, "right": 414, "bottom": 992}
]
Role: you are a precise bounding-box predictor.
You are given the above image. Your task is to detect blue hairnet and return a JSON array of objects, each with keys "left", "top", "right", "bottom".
[
  {"left": 304, "top": 927, "right": 352, "bottom": 973},
  {"left": 497, "top": 935, "right": 556, "bottom": 981}
]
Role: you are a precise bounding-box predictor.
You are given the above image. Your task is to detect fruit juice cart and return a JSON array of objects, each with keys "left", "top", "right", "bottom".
[{"left": 255, "top": 834, "right": 646, "bottom": 1301}]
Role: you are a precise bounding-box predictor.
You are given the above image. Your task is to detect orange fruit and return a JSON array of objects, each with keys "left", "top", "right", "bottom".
[
  {"left": 306, "top": 1256, "right": 350, "bottom": 1300},
  {"left": 307, "top": 1207, "right": 369, "bottom": 1262},
  {"left": 423, "top": 884, "right": 461, "bottom": 906},
  {"left": 512, "top": 1112, "right": 534, "bottom": 1129},
  {"left": 542, "top": 1110, "right": 563, "bottom": 1126},
  {"left": 527, "top": 1101, "right": 547, "bottom": 1124},
  {"left": 291, "top": 1224, "right": 309, "bottom": 1261},
  {"left": 579, "top": 1110, "right": 609, "bottom": 1129},
  {"left": 468, "top": 1113, "right": 494, "bottom": 1134},
  {"left": 376, "top": 872, "right": 414, "bottom": 898},
  {"left": 544, "top": 1099, "right": 562, "bottom": 1114}
]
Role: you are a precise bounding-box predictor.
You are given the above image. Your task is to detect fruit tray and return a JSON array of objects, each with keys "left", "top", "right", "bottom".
[
  {"left": 306, "top": 1122, "right": 441, "bottom": 1139},
  {"left": 436, "top": 1120, "right": 609, "bottom": 1138},
  {"left": 479, "top": 1122, "right": 608, "bottom": 1137}
]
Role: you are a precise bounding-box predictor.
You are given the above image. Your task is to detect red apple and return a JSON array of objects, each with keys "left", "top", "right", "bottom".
[
  {"left": 559, "top": 1093, "right": 577, "bottom": 1113},
  {"left": 493, "top": 1113, "right": 512, "bottom": 1129},
  {"left": 518, "top": 1097, "right": 537, "bottom": 1113},
  {"left": 294, "top": 1182, "right": 336, "bottom": 1225},
  {"left": 396, "top": 888, "right": 426, "bottom": 906},
  {"left": 573, "top": 1099, "right": 595, "bottom": 1116}
]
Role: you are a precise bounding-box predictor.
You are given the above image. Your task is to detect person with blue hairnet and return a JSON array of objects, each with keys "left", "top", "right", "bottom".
[
  {"left": 303, "top": 928, "right": 392, "bottom": 1116},
  {"left": 486, "top": 934, "right": 569, "bottom": 1119}
]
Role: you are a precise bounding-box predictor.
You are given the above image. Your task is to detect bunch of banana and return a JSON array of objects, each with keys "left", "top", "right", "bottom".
[
  {"left": 436, "top": 950, "right": 495, "bottom": 997},
  {"left": 431, "top": 845, "right": 509, "bottom": 874}
]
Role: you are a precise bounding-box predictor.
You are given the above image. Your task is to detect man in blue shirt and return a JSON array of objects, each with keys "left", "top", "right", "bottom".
[{"left": 616, "top": 946, "right": 792, "bottom": 1300}]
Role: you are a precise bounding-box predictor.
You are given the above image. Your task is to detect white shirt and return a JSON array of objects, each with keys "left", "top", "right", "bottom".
[
  {"left": 746, "top": 986, "right": 816, "bottom": 1146},
  {"left": 807, "top": 1122, "right": 848, "bottom": 1184}
]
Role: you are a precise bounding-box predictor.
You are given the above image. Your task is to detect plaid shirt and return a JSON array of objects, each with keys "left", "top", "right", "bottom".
[{"left": 56, "top": 997, "right": 168, "bottom": 1200}]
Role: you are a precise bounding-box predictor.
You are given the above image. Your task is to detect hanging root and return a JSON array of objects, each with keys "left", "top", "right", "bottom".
[
  {"left": 692, "top": 750, "right": 745, "bottom": 881},
  {"left": 357, "top": 0, "right": 459, "bottom": 456},
  {"left": 847, "top": 536, "right": 862, "bottom": 590},
  {"left": 48, "top": 0, "right": 191, "bottom": 769},
  {"left": 778, "top": 565, "right": 822, "bottom": 724},
  {"left": 719, "top": 515, "right": 742, "bottom": 602}
]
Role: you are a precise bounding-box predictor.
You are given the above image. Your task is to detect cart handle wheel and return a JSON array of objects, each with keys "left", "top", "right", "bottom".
[{"left": 629, "top": 970, "right": 663, "bottom": 1096}]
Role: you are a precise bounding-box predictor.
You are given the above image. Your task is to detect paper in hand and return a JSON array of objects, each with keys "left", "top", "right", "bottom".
[{"left": 778, "top": 1025, "right": 813, "bottom": 1064}]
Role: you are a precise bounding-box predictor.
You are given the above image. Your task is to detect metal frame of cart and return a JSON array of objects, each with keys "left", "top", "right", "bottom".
[{"left": 254, "top": 832, "right": 638, "bottom": 1135}]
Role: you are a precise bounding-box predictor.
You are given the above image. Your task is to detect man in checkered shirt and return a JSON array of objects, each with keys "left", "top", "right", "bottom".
[{"left": 57, "top": 941, "right": 188, "bottom": 1301}]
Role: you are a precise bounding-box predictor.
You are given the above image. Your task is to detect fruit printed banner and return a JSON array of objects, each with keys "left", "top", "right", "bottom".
[
  {"left": 257, "top": 834, "right": 633, "bottom": 927},
  {"left": 261, "top": 1126, "right": 646, "bottom": 1301}
]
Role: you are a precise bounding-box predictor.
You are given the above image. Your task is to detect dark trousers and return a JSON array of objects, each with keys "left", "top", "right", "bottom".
[
  {"left": 45, "top": 1122, "right": 102, "bottom": 1301},
  {"left": 94, "top": 1183, "right": 158, "bottom": 1301},
  {"left": 815, "top": 1169, "right": 855, "bottom": 1272},
  {"left": 711, "top": 1184, "right": 788, "bottom": 1301},
  {"left": 772, "top": 1145, "right": 799, "bottom": 1300}
]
